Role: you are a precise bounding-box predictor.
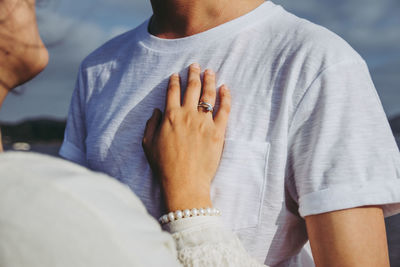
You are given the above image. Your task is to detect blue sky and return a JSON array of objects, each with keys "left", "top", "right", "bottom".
[{"left": 1, "top": 0, "right": 399, "bottom": 122}]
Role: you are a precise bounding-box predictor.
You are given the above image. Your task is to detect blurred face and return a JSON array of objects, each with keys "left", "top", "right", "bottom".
[{"left": 0, "top": 0, "right": 49, "bottom": 94}]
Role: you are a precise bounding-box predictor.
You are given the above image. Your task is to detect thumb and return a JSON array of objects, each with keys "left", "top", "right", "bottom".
[{"left": 142, "top": 108, "right": 162, "bottom": 148}]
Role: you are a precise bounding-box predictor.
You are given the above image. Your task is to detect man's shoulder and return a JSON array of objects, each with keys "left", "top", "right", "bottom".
[
  {"left": 80, "top": 20, "right": 148, "bottom": 71},
  {"left": 269, "top": 7, "right": 364, "bottom": 66}
]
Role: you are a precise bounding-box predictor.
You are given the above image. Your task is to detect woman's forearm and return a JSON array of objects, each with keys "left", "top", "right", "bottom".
[{"left": 143, "top": 64, "right": 268, "bottom": 266}]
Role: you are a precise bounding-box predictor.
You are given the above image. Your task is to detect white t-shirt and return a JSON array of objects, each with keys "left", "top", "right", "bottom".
[{"left": 60, "top": 1, "right": 400, "bottom": 266}]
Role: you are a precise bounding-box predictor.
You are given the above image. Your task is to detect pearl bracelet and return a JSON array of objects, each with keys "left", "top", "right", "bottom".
[{"left": 159, "top": 207, "right": 220, "bottom": 225}]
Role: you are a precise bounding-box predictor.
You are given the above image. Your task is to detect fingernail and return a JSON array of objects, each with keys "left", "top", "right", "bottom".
[
  {"left": 205, "top": 69, "right": 214, "bottom": 75},
  {"left": 191, "top": 63, "right": 200, "bottom": 69},
  {"left": 221, "top": 84, "right": 229, "bottom": 92},
  {"left": 172, "top": 73, "right": 179, "bottom": 77}
]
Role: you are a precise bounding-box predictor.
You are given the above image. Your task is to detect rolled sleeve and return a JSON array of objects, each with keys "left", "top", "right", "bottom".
[
  {"left": 299, "top": 180, "right": 400, "bottom": 217},
  {"left": 59, "top": 139, "right": 87, "bottom": 167},
  {"left": 59, "top": 65, "right": 88, "bottom": 167},
  {"left": 287, "top": 60, "right": 400, "bottom": 218}
]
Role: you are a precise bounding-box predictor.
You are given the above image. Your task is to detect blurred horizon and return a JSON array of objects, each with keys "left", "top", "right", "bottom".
[
  {"left": 0, "top": 2, "right": 399, "bottom": 264},
  {"left": 0, "top": 0, "right": 399, "bottom": 122}
]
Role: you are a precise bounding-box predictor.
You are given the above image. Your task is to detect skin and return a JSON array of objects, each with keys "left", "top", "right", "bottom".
[
  {"left": 0, "top": 0, "right": 49, "bottom": 151},
  {"left": 306, "top": 206, "right": 390, "bottom": 267},
  {"left": 149, "top": 0, "right": 265, "bottom": 39},
  {"left": 143, "top": 64, "right": 231, "bottom": 211},
  {"left": 145, "top": 1, "right": 391, "bottom": 266},
  {"left": 0, "top": 0, "right": 48, "bottom": 101},
  {"left": 145, "top": 69, "right": 390, "bottom": 267},
  {"left": 0, "top": 0, "right": 391, "bottom": 264}
]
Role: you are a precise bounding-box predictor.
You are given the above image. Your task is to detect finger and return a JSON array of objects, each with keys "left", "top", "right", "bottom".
[
  {"left": 165, "top": 73, "right": 181, "bottom": 111},
  {"left": 214, "top": 85, "right": 231, "bottom": 131},
  {"left": 183, "top": 63, "right": 202, "bottom": 109},
  {"left": 199, "top": 69, "right": 217, "bottom": 113},
  {"left": 143, "top": 108, "right": 162, "bottom": 147}
]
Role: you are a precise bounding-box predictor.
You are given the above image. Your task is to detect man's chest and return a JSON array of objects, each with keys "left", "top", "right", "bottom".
[
  {"left": 86, "top": 76, "right": 288, "bottom": 226},
  {"left": 84, "top": 52, "right": 294, "bottom": 229}
]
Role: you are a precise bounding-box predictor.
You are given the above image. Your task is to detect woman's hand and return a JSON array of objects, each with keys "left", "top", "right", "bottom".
[{"left": 142, "top": 63, "right": 231, "bottom": 212}]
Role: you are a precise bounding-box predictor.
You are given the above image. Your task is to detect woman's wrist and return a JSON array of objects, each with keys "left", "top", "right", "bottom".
[
  {"left": 160, "top": 207, "right": 220, "bottom": 225},
  {"left": 164, "top": 191, "right": 213, "bottom": 212},
  {"left": 161, "top": 175, "right": 213, "bottom": 212},
  {"left": 142, "top": 64, "right": 231, "bottom": 217}
]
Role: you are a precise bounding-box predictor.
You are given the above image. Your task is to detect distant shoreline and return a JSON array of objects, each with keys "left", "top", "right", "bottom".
[{"left": 1, "top": 115, "right": 399, "bottom": 155}]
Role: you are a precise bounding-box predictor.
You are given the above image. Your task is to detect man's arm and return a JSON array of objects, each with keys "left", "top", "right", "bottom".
[{"left": 306, "top": 206, "right": 390, "bottom": 267}]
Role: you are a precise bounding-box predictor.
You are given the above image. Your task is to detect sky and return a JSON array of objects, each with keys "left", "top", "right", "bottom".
[{"left": 0, "top": 0, "right": 399, "bottom": 122}]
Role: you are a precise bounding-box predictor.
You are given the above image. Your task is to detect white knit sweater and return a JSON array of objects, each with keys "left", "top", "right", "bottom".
[
  {"left": 0, "top": 152, "right": 267, "bottom": 267},
  {"left": 167, "top": 216, "right": 266, "bottom": 267}
]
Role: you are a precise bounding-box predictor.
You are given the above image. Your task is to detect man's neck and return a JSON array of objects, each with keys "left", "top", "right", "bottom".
[{"left": 149, "top": 0, "right": 265, "bottom": 39}]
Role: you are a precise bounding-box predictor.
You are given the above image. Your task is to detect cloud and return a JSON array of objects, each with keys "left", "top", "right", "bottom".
[
  {"left": 1, "top": 0, "right": 152, "bottom": 122},
  {"left": 277, "top": 0, "right": 400, "bottom": 117},
  {"left": 109, "top": 26, "right": 132, "bottom": 39},
  {"left": 96, "top": 0, "right": 152, "bottom": 14},
  {"left": 0, "top": 10, "right": 114, "bottom": 122},
  {"left": 277, "top": 0, "right": 400, "bottom": 59},
  {"left": 1, "top": 0, "right": 399, "bottom": 122}
]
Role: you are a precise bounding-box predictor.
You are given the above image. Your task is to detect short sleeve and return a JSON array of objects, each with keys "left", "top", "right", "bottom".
[
  {"left": 59, "top": 66, "right": 88, "bottom": 166},
  {"left": 287, "top": 60, "right": 400, "bottom": 218}
]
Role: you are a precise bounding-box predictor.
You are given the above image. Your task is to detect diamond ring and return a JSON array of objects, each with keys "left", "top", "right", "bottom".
[{"left": 198, "top": 101, "right": 214, "bottom": 112}]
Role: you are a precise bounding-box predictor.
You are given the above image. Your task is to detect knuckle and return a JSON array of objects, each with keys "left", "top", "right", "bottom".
[
  {"left": 220, "top": 98, "right": 231, "bottom": 113},
  {"left": 221, "top": 89, "right": 231, "bottom": 99},
  {"left": 202, "top": 90, "right": 216, "bottom": 100},
  {"left": 168, "top": 84, "right": 180, "bottom": 92},
  {"left": 198, "top": 120, "right": 208, "bottom": 132},
  {"left": 183, "top": 113, "right": 193, "bottom": 125},
  {"left": 165, "top": 109, "right": 178, "bottom": 123},
  {"left": 190, "top": 65, "right": 201, "bottom": 73},
  {"left": 211, "top": 131, "right": 224, "bottom": 143},
  {"left": 169, "top": 74, "right": 179, "bottom": 82},
  {"left": 205, "top": 74, "right": 215, "bottom": 83},
  {"left": 205, "top": 69, "right": 215, "bottom": 77},
  {"left": 188, "top": 79, "right": 201, "bottom": 89},
  {"left": 223, "top": 103, "right": 231, "bottom": 113}
]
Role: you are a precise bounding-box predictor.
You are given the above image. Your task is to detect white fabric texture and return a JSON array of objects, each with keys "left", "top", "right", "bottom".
[
  {"left": 0, "top": 152, "right": 179, "bottom": 267},
  {"left": 167, "top": 217, "right": 266, "bottom": 267},
  {"left": 0, "top": 152, "right": 267, "bottom": 267},
  {"left": 60, "top": 1, "right": 400, "bottom": 266}
]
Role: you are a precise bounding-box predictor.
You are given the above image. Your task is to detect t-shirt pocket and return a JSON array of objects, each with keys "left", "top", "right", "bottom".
[{"left": 211, "top": 139, "right": 270, "bottom": 230}]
